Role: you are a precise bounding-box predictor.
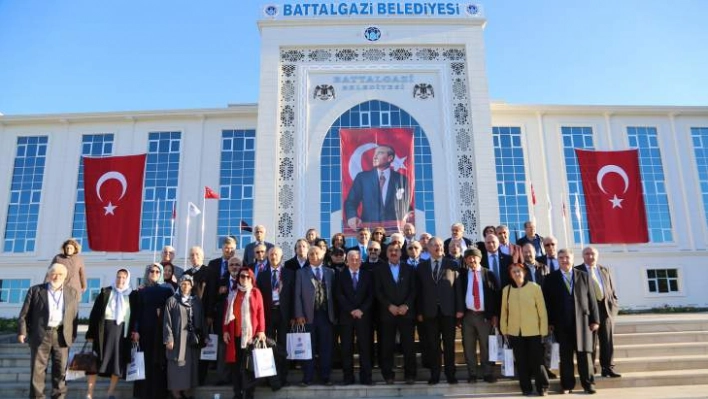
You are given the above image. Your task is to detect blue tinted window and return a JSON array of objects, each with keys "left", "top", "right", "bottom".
[
  {"left": 81, "top": 278, "right": 101, "bottom": 303},
  {"left": 493, "top": 127, "right": 529, "bottom": 238},
  {"left": 217, "top": 130, "right": 256, "bottom": 248},
  {"left": 320, "top": 101, "right": 436, "bottom": 244},
  {"left": 72, "top": 134, "right": 115, "bottom": 251},
  {"left": 4, "top": 136, "right": 48, "bottom": 253},
  {"left": 140, "top": 132, "right": 181, "bottom": 250},
  {"left": 0, "top": 279, "right": 30, "bottom": 303},
  {"left": 561, "top": 127, "right": 594, "bottom": 245},
  {"left": 628, "top": 127, "right": 672, "bottom": 242},
  {"left": 692, "top": 127, "right": 708, "bottom": 231}
]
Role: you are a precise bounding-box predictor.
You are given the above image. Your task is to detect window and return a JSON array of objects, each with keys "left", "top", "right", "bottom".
[
  {"left": 81, "top": 278, "right": 101, "bottom": 304},
  {"left": 4, "top": 136, "right": 48, "bottom": 253},
  {"left": 72, "top": 134, "right": 115, "bottom": 251},
  {"left": 217, "top": 130, "right": 257, "bottom": 248},
  {"left": 493, "top": 127, "right": 529, "bottom": 237},
  {"left": 690, "top": 127, "right": 708, "bottom": 230},
  {"left": 646, "top": 268, "right": 679, "bottom": 293},
  {"left": 561, "top": 127, "right": 594, "bottom": 245},
  {"left": 0, "top": 279, "right": 31, "bottom": 303},
  {"left": 140, "top": 132, "right": 181, "bottom": 251},
  {"left": 320, "top": 100, "right": 436, "bottom": 243},
  {"left": 627, "top": 127, "right": 672, "bottom": 242}
]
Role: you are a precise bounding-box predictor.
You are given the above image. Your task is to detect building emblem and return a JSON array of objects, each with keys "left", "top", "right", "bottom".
[
  {"left": 466, "top": 4, "right": 480, "bottom": 15},
  {"left": 264, "top": 5, "right": 278, "bottom": 17},
  {"left": 314, "top": 85, "right": 336, "bottom": 100},
  {"left": 413, "top": 83, "right": 434, "bottom": 99},
  {"left": 364, "top": 26, "right": 381, "bottom": 42}
]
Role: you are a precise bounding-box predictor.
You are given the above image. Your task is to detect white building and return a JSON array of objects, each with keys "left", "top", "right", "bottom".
[{"left": 0, "top": 2, "right": 706, "bottom": 317}]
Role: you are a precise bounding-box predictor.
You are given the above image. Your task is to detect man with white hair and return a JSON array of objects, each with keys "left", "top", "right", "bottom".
[
  {"left": 161, "top": 245, "right": 184, "bottom": 278},
  {"left": 18, "top": 263, "right": 79, "bottom": 399},
  {"left": 183, "top": 245, "right": 214, "bottom": 385},
  {"left": 243, "top": 225, "right": 274, "bottom": 266},
  {"left": 444, "top": 222, "right": 473, "bottom": 256}
]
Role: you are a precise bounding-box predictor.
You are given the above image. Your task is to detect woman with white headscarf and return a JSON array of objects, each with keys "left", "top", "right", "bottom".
[{"left": 86, "top": 268, "right": 137, "bottom": 399}]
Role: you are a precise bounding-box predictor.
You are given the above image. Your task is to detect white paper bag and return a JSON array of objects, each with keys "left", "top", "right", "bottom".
[
  {"left": 200, "top": 333, "right": 218, "bottom": 361},
  {"left": 502, "top": 344, "right": 515, "bottom": 377},
  {"left": 65, "top": 349, "right": 85, "bottom": 381},
  {"left": 252, "top": 342, "right": 278, "bottom": 378},
  {"left": 286, "top": 325, "right": 312, "bottom": 360},
  {"left": 550, "top": 342, "right": 560, "bottom": 370},
  {"left": 488, "top": 329, "right": 500, "bottom": 362},
  {"left": 126, "top": 343, "right": 146, "bottom": 382}
]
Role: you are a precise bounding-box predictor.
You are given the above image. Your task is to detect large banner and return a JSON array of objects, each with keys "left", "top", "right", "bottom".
[
  {"left": 575, "top": 149, "right": 649, "bottom": 243},
  {"left": 341, "top": 128, "right": 415, "bottom": 235}
]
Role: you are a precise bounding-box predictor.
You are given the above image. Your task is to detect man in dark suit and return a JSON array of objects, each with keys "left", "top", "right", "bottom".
[
  {"left": 284, "top": 239, "right": 310, "bottom": 272},
  {"left": 577, "top": 246, "right": 621, "bottom": 378},
  {"left": 538, "top": 235, "right": 560, "bottom": 272},
  {"left": 184, "top": 245, "right": 215, "bottom": 385},
  {"left": 443, "top": 222, "right": 473, "bottom": 256},
  {"left": 516, "top": 220, "right": 545, "bottom": 257},
  {"left": 417, "top": 237, "right": 459, "bottom": 384},
  {"left": 374, "top": 245, "right": 417, "bottom": 384},
  {"left": 336, "top": 249, "right": 374, "bottom": 385},
  {"left": 522, "top": 243, "right": 550, "bottom": 286},
  {"left": 256, "top": 246, "right": 295, "bottom": 387},
  {"left": 242, "top": 224, "right": 275, "bottom": 266},
  {"left": 482, "top": 234, "right": 513, "bottom": 289},
  {"left": 344, "top": 145, "right": 413, "bottom": 231},
  {"left": 362, "top": 240, "right": 385, "bottom": 272},
  {"left": 208, "top": 236, "right": 237, "bottom": 283},
  {"left": 543, "top": 249, "right": 600, "bottom": 394},
  {"left": 18, "top": 263, "right": 79, "bottom": 399},
  {"left": 249, "top": 243, "right": 271, "bottom": 281},
  {"left": 294, "top": 246, "right": 336, "bottom": 386},
  {"left": 455, "top": 248, "right": 499, "bottom": 383}
]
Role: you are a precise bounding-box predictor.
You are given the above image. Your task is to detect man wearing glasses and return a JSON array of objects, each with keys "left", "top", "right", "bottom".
[
  {"left": 538, "top": 236, "right": 560, "bottom": 272},
  {"left": 243, "top": 225, "right": 274, "bottom": 266},
  {"left": 249, "top": 243, "right": 270, "bottom": 280}
]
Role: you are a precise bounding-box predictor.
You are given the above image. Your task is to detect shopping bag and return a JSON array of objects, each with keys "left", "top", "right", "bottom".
[
  {"left": 550, "top": 340, "right": 560, "bottom": 370},
  {"left": 200, "top": 333, "right": 218, "bottom": 361},
  {"left": 488, "top": 328, "right": 501, "bottom": 362},
  {"left": 286, "top": 325, "right": 312, "bottom": 360},
  {"left": 68, "top": 341, "right": 98, "bottom": 374},
  {"left": 66, "top": 348, "right": 86, "bottom": 381},
  {"left": 126, "top": 343, "right": 146, "bottom": 382},
  {"left": 502, "top": 344, "right": 515, "bottom": 377},
  {"left": 252, "top": 340, "right": 278, "bottom": 378}
]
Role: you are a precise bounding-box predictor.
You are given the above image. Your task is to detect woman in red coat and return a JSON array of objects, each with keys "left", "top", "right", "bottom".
[{"left": 223, "top": 266, "right": 266, "bottom": 399}]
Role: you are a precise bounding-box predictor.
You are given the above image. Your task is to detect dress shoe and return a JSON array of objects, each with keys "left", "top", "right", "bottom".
[
  {"left": 323, "top": 380, "right": 334, "bottom": 386},
  {"left": 522, "top": 391, "right": 533, "bottom": 396},
  {"left": 467, "top": 375, "right": 477, "bottom": 383},
  {"left": 483, "top": 375, "right": 497, "bottom": 383},
  {"left": 447, "top": 377, "right": 458, "bottom": 384},
  {"left": 602, "top": 369, "right": 622, "bottom": 378},
  {"left": 299, "top": 381, "right": 310, "bottom": 387},
  {"left": 427, "top": 378, "right": 439, "bottom": 385},
  {"left": 341, "top": 379, "right": 355, "bottom": 386},
  {"left": 585, "top": 388, "right": 597, "bottom": 394},
  {"left": 405, "top": 378, "right": 416, "bottom": 385},
  {"left": 385, "top": 378, "right": 394, "bottom": 385},
  {"left": 546, "top": 370, "right": 557, "bottom": 379},
  {"left": 366, "top": 381, "right": 376, "bottom": 386},
  {"left": 538, "top": 389, "right": 548, "bottom": 396},
  {"left": 558, "top": 389, "right": 572, "bottom": 394}
]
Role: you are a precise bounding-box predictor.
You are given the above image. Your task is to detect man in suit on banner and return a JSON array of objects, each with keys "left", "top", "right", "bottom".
[
  {"left": 344, "top": 145, "right": 412, "bottom": 231},
  {"left": 18, "top": 263, "right": 79, "bottom": 399}
]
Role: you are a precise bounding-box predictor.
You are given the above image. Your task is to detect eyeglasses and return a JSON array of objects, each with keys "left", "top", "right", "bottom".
[
  {"left": 511, "top": 269, "right": 524, "bottom": 274},
  {"left": 368, "top": 248, "right": 380, "bottom": 252},
  {"left": 149, "top": 270, "right": 161, "bottom": 274},
  {"left": 239, "top": 275, "right": 251, "bottom": 279},
  {"left": 255, "top": 251, "right": 265, "bottom": 254},
  {"left": 544, "top": 243, "right": 556, "bottom": 247}
]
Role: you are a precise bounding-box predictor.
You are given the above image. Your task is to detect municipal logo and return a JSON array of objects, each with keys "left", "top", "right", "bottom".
[
  {"left": 364, "top": 26, "right": 381, "bottom": 42},
  {"left": 264, "top": 5, "right": 278, "bottom": 17},
  {"left": 466, "top": 4, "right": 479, "bottom": 15}
]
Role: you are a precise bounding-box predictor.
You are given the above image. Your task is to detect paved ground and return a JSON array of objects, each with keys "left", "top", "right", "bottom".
[{"left": 438, "top": 385, "right": 708, "bottom": 398}]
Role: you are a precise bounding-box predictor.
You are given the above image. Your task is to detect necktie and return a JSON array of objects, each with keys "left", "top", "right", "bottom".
[
  {"left": 491, "top": 255, "right": 498, "bottom": 277},
  {"left": 259, "top": 262, "right": 265, "bottom": 272},
  {"left": 591, "top": 268, "right": 604, "bottom": 300},
  {"left": 529, "top": 264, "right": 536, "bottom": 283},
  {"left": 230, "top": 279, "right": 237, "bottom": 291},
  {"left": 271, "top": 269, "right": 279, "bottom": 290},
  {"left": 352, "top": 271, "right": 358, "bottom": 290},
  {"left": 472, "top": 270, "right": 481, "bottom": 310},
  {"left": 563, "top": 271, "right": 572, "bottom": 294},
  {"left": 379, "top": 171, "right": 385, "bottom": 190},
  {"left": 221, "top": 259, "right": 227, "bottom": 277},
  {"left": 433, "top": 260, "right": 440, "bottom": 282},
  {"left": 361, "top": 245, "right": 367, "bottom": 260},
  {"left": 315, "top": 267, "right": 322, "bottom": 281}
]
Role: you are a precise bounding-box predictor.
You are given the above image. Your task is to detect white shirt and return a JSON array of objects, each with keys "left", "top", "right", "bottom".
[
  {"left": 47, "top": 284, "right": 64, "bottom": 327},
  {"left": 465, "top": 269, "right": 485, "bottom": 311},
  {"left": 378, "top": 168, "right": 391, "bottom": 205},
  {"left": 546, "top": 256, "right": 559, "bottom": 272},
  {"left": 297, "top": 257, "right": 307, "bottom": 268},
  {"left": 499, "top": 243, "right": 511, "bottom": 255}
]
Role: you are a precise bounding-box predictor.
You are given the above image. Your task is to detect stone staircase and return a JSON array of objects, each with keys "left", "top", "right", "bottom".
[{"left": 0, "top": 313, "right": 706, "bottom": 398}]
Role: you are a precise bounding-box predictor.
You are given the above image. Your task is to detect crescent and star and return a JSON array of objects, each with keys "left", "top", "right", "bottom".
[
  {"left": 95, "top": 171, "right": 128, "bottom": 215},
  {"left": 596, "top": 165, "right": 630, "bottom": 209}
]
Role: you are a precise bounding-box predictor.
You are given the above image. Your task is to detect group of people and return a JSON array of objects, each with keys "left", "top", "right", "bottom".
[{"left": 17, "top": 221, "right": 620, "bottom": 399}]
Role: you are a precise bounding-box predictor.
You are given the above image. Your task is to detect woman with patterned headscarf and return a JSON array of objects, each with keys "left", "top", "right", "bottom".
[
  {"left": 86, "top": 268, "right": 138, "bottom": 399},
  {"left": 129, "top": 263, "right": 174, "bottom": 399}
]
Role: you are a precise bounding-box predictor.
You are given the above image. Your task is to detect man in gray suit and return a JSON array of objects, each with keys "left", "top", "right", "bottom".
[
  {"left": 294, "top": 246, "right": 336, "bottom": 386},
  {"left": 18, "top": 263, "right": 79, "bottom": 399}
]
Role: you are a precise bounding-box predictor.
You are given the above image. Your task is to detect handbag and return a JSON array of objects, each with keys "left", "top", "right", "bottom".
[
  {"left": 251, "top": 339, "right": 278, "bottom": 378},
  {"left": 68, "top": 341, "right": 98, "bottom": 374},
  {"left": 187, "top": 305, "right": 206, "bottom": 348},
  {"left": 286, "top": 324, "right": 312, "bottom": 360},
  {"left": 126, "top": 343, "right": 146, "bottom": 382}
]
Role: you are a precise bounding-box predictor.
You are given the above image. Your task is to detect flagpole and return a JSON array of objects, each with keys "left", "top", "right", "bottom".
[
  {"left": 184, "top": 203, "right": 190, "bottom": 271},
  {"left": 574, "top": 192, "right": 585, "bottom": 249},
  {"left": 561, "top": 192, "right": 569, "bottom": 249},
  {"left": 200, "top": 195, "right": 206, "bottom": 250},
  {"left": 546, "top": 192, "right": 553, "bottom": 236},
  {"left": 153, "top": 198, "right": 160, "bottom": 263},
  {"left": 170, "top": 202, "right": 175, "bottom": 246}
]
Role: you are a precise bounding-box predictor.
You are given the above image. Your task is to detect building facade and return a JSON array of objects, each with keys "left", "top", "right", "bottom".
[{"left": 0, "top": 3, "right": 706, "bottom": 316}]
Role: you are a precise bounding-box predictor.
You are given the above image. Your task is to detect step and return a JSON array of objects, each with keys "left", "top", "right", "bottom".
[
  {"left": 615, "top": 314, "right": 708, "bottom": 334},
  {"left": 614, "top": 330, "right": 708, "bottom": 345},
  {"left": 614, "top": 355, "right": 708, "bottom": 372},
  {"left": 614, "top": 342, "right": 708, "bottom": 357}
]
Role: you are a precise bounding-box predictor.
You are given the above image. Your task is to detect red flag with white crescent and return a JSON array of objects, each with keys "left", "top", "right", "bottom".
[
  {"left": 84, "top": 154, "right": 146, "bottom": 252},
  {"left": 340, "top": 128, "right": 415, "bottom": 235},
  {"left": 575, "top": 149, "right": 649, "bottom": 243}
]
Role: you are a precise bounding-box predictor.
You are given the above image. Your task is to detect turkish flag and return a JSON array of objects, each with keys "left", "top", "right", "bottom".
[
  {"left": 340, "top": 128, "right": 415, "bottom": 235},
  {"left": 84, "top": 154, "right": 147, "bottom": 252},
  {"left": 575, "top": 149, "right": 649, "bottom": 243},
  {"left": 204, "top": 186, "right": 220, "bottom": 199}
]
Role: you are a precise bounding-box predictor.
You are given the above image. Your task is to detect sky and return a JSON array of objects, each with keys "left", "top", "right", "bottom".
[{"left": 1, "top": 0, "right": 707, "bottom": 115}]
